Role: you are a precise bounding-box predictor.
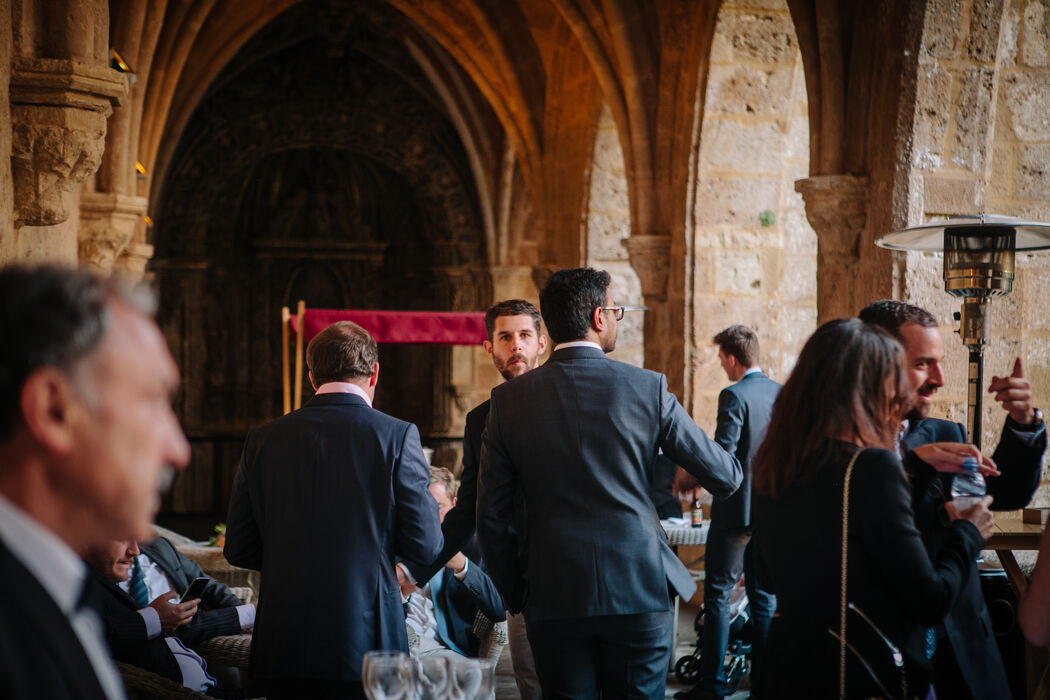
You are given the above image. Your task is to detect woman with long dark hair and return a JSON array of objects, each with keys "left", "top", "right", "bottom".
[{"left": 752, "top": 318, "right": 993, "bottom": 699}]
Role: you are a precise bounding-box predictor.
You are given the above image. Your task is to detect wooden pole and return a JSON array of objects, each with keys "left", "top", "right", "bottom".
[
  {"left": 281, "top": 306, "right": 291, "bottom": 415},
  {"left": 293, "top": 300, "right": 306, "bottom": 410}
]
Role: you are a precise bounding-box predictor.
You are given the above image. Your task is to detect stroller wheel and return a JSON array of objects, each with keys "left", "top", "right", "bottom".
[
  {"left": 674, "top": 655, "right": 702, "bottom": 684},
  {"left": 723, "top": 656, "right": 751, "bottom": 694}
]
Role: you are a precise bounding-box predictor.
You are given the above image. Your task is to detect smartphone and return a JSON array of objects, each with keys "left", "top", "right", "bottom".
[{"left": 179, "top": 576, "right": 210, "bottom": 603}]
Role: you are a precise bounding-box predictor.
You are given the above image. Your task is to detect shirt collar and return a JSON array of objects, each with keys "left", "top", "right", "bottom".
[
  {"left": 0, "top": 491, "right": 87, "bottom": 615},
  {"left": 314, "top": 381, "right": 373, "bottom": 407},
  {"left": 553, "top": 340, "right": 603, "bottom": 352},
  {"left": 742, "top": 367, "right": 762, "bottom": 378}
]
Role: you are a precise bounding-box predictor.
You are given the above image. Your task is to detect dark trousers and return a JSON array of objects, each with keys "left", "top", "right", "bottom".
[
  {"left": 526, "top": 611, "right": 673, "bottom": 700},
  {"left": 264, "top": 678, "right": 365, "bottom": 699},
  {"left": 700, "top": 528, "right": 776, "bottom": 696}
]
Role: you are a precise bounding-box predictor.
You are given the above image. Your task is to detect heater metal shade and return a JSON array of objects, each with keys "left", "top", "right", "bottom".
[{"left": 875, "top": 214, "right": 1050, "bottom": 252}]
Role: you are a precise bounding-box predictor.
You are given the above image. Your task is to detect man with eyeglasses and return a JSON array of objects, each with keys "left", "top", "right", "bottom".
[{"left": 477, "top": 267, "right": 742, "bottom": 698}]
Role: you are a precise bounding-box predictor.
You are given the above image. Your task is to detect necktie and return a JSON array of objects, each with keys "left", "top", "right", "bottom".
[{"left": 128, "top": 556, "right": 151, "bottom": 608}]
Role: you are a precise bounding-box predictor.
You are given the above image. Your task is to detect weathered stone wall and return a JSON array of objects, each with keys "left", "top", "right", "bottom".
[
  {"left": 904, "top": 0, "right": 1049, "bottom": 496},
  {"left": 689, "top": 0, "right": 815, "bottom": 430},
  {"left": 586, "top": 103, "right": 644, "bottom": 367}
]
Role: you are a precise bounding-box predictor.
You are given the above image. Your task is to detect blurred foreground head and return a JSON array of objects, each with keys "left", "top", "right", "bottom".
[{"left": 0, "top": 264, "right": 189, "bottom": 554}]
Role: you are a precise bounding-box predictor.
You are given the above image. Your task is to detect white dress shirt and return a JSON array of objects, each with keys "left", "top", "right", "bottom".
[{"left": 0, "top": 493, "right": 126, "bottom": 700}]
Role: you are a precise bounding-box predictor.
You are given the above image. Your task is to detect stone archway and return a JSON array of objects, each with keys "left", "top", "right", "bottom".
[
  {"left": 689, "top": 0, "right": 816, "bottom": 426},
  {"left": 149, "top": 3, "right": 488, "bottom": 520}
]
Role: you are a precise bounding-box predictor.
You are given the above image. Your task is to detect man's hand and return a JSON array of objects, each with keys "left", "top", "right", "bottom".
[
  {"left": 673, "top": 468, "right": 700, "bottom": 500},
  {"left": 989, "top": 357, "right": 1036, "bottom": 425},
  {"left": 912, "top": 442, "right": 999, "bottom": 476},
  {"left": 396, "top": 563, "right": 418, "bottom": 598},
  {"left": 148, "top": 591, "right": 199, "bottom": 633},
  {"left": 445, "top": 552, "right": 468, "bottom": 575},
  {"left": 944, "top": 495, "right": 995, "bottom": 540}
]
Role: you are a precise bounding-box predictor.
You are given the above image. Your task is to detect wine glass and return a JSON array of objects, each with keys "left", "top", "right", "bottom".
[
  {"left": 362, "top": 650, "right": 416, "bottom": 700},
  {"left": 449, "top": 657, "right": 495, "bottom": 700},
  {"left": 415, "top": 654, "right": 451, "bottom": 700}
]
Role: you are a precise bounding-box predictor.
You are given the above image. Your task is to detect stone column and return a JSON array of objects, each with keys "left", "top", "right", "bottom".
[
  {"left": 795, "top": 175, "right": 869, "bottom": 323},
  {"left": 10, "top": 58, "right": 126, "bottom": 235},
  {"left": 623, "top": 234, "right": 671, "bottom": 302},
  {"left": 78, "top": 192, "right": 148, "bottom": 274},
  {"left": 490, "top": 265, "right": 537, "bottom": 301}
]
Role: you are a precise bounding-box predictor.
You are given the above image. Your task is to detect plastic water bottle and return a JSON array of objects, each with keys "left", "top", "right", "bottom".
[{"left": 950, "top": 456, "right": 986, "bottom": 509}]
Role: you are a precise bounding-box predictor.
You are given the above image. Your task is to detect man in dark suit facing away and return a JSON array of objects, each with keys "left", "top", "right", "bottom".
[
  {"left": 0, "top": 264, "right": 191, "bottom": 700},
  {"left": 225, "top": 320, "right": 442, "bottom": 699},
  {"left": 861, "top": 299, "right": 1046, "bottom": 700},
  {"left": 477, "top": 267, "right": 743, "bottom": 699},
  {"left": 675, "top": 325, "right": 780, "bottom": 700}
]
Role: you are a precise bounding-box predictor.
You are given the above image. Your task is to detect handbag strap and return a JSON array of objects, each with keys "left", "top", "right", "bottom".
[{"left": 838, "top": 448, "right": 863, "bottom": 700}]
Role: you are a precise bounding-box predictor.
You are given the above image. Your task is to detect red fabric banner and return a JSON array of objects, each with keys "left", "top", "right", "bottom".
[{"left": 289, "top": 309, "right": 487, "bottom": 345}]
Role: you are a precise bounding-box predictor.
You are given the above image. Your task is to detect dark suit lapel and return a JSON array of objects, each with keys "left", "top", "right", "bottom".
[{"left": 0, "top": 540, "right": 108, "bottom": 698}]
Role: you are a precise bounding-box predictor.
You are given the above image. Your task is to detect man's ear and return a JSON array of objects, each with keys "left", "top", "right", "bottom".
[
  {"left": 19, "top": 368, "right": 81, "bottom": 456},
  {"left": 369, "top": 363, "right": 380, "bottom": 388},
  {"left": 483, "top": 340, "right": 493, "bottom": 357},
  {"left": 308, "top": 370, "right": 317, "bottom": 391},
  {"left": 592, "top": 306, "right": 606, "bottom": 333},
  {"left": 538, "top": 334, "right": 548, "bottom": 354}
]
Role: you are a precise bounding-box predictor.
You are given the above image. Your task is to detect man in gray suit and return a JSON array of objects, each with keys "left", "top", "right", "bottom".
[
  {"left": 676, "top": 326, "right": 779, "bottom": 700},
  {"left": 477, "top": 268, "right": 743, "bottom": 699}
]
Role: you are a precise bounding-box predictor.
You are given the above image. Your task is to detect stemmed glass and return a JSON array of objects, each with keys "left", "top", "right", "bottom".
[
  {"left": 362, "top": 650, "right": 416, "bottom": 700},
  {"left": 448, "top": 657, "right": 495, "bottom": 700},
  {"left": 415, "top": 655, "right": 451, "bottom": 700}
]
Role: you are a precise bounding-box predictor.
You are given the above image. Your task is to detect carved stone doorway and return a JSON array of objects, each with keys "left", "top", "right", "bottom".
[{"left": 149, "top": 3, "right": 487, "bottom": 533}]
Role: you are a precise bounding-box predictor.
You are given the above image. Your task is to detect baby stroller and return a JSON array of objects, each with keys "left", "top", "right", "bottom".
[{"left": 674, "top": 577, "right": 752, "bottom": 694}]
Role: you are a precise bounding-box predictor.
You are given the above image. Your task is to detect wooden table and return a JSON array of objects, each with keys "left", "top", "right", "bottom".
[{"left": 986, "top": 511, "right": 1044, "bottom": 596}]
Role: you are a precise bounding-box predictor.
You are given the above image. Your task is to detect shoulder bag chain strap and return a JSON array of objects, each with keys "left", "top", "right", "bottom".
[{"left": 839, "top": 448, "right": 863, "bottom": 700}]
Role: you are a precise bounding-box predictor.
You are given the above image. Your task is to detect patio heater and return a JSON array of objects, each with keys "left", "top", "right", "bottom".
[{"left": 875, "top": 214, "right": 1050, "bottom": 447}]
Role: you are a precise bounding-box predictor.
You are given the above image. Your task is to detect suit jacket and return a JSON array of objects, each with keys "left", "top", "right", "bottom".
[
  {"left": 754, "top": 444, "right": 984, "bottom": 698},
  {"left": 904, "top": 416, "right": 1046, "bottom": 699},
  {"left": 85, "top": 565, "right": 182, "bottom": 684},
  {"left": 140, "top": 537, "right": 244, "bottom": 647},
  {"left": 407, "top": 399, "right": 491, "bottom": 584},
  {"left": 710, "top": 371, "right": 780, "bottom": 530},
  {"left": 428, "top": 537, "right": 505, "bottom": 656},
  {"left": 0, "top": 540, "right": 109, "bottom": 700},
  {"left": 477, "top": 345, "right": 742, "bottom": 620},
  {"left": 224, "top": 392, "right": 443, "bottom": 682}
]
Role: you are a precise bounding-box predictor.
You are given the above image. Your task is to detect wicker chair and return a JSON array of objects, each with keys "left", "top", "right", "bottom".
[
  {"left": 197, "top": 633, "right": 253, "bottom": 670},
  {"left": 116, "top": 662, "right": 208, "bottom": 700},
  {"left": 471, "top": 609, "right": 508, "bottom": 663}
]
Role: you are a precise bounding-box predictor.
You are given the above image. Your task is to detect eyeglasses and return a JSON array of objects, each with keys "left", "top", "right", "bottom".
[{"left": 598, "top": 305, "right": 648, "bottom": 321}]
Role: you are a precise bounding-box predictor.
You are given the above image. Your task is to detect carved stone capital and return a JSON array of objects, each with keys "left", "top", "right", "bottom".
[
  {"left": 115, "top": 243, "right": 155, "bottom": 282},
  {"left": 794, "top": 175, "right": 869, "bottom": 256},
  {"left": 622, "top": 235, "right": 672, "bottom": 301},
  {"left": 11, "top": 58, "right": 127, "bottom": 228},
  {"left": 78, "top": 193, "right": 148, "bottom": 274},
  {"left": 530, "top": 265, "right": 559, "bottom": 294}
]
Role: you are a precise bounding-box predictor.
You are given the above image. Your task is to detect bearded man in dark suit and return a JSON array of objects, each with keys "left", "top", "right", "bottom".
[
  {"left": 477, "top": 267, "right": 743, "bottom": 699},
  {"left": 225, "top": 320, "right": 442, "bottom": 699},
  {"left": 861, "top": 299, "right": 1046, "bottom": 700}
]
